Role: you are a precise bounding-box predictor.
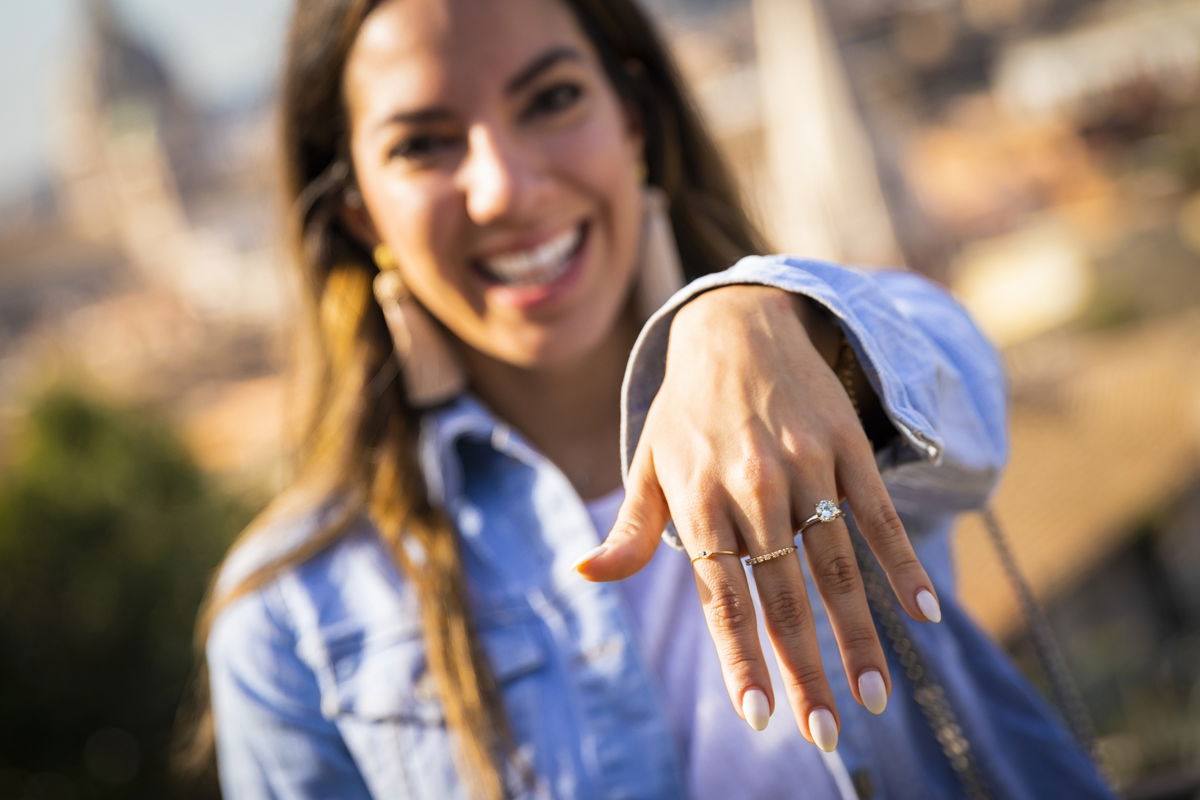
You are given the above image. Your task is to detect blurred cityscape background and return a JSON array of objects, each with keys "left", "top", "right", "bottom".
[{"left": 1, "top": 0, "right": 1197, "bottom": 798}]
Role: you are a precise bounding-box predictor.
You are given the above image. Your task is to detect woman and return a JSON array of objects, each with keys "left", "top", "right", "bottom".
[{"left": 199, "top": 0, "right": 1113, "bottom": 797}]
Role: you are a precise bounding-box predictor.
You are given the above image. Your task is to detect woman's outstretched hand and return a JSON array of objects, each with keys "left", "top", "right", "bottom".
[{"left": 574, "top": 285, "right": 940, "bottom": 750}]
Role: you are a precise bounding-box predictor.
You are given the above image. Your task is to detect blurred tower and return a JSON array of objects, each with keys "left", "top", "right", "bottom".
[
  {"left": 53, "top": 0, "right": 210, "bottom": 281},
  {"left": 51, "top": 0, "right": 283, "bottom": 323},
  {"left": 751, "top": 0, "right": 902, "bottom": 267}
]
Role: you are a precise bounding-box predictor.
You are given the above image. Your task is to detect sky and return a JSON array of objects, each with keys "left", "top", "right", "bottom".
[{"left": 0, "top": 0, "right": 292, "bottom": 201}]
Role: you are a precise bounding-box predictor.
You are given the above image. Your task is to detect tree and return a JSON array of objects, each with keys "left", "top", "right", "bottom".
[{"left": 0, "top": 386, "right": 251, "bottom": 800}]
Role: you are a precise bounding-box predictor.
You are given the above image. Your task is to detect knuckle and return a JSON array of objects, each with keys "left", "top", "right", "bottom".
[
  {"left": 868, "top": 504, "right": 908, "bottom": 547},
  {"left": 832, "top": 414, "right": 865, "bottom": 445},
  {"left": 816, "top": 553, "right": 861, "bottom": 596},
  {"left": 763, "top": 588, "right": 812, "bottom": 639},
  {"left": 727, "top": 454, "right": 781, "bottom": 495},
  {"left": 783, "top": 438, "right": 830, "bottom": 477},
  {"left": 706, "top": 585, "right": 754, "bottom": 633},
  {"left": 839, "top": 625, "right": 879, "bottom": 652},
  {"left": 716, "top": 643, "right": 762, "bottom": 674},
  {"left": 786, "top": 663, "right": 828, "bottom": 695},
  {"left": 779, "top": 429, "right": 803, "bottom": 459},
  {"left": 785, "top": 430, "right": 822, "bottom": 460},
  {"left": 741, "top": 452, "right": 770, "bottom": 483},
  {"left": 888, "top": 553, "right": 923, "bottom": 575},
  {"left": 677, "top": 504, "right": 724, "bottom": 543}
]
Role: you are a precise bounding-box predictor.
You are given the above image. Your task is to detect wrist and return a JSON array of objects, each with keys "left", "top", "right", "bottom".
[{"left": 670, "top": 285, "right": 839, "bottom": 367}]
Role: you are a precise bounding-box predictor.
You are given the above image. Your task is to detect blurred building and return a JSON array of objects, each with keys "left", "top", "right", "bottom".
[
  {"left": 1, "top": 0, "right": 288, "bottom": 480},
  {"left": 53, "top": 0, "right": 284, "bottom": 322}
]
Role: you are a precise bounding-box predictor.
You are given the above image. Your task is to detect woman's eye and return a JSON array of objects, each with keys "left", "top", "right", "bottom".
[
  {"left": 528, "top": 82, "right": 583, "bottom": 118},
  {"left": 388, "top": 134, "right": 452, "bottom": 163}
]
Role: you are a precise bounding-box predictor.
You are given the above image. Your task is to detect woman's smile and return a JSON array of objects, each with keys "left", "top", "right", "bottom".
[{"left": 473, "top": 219, "right": 589, "bottom": 310}]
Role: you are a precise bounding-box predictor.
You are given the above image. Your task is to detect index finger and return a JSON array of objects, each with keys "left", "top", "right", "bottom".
[{"left": 678, "top": 499, "right": 778, "bottom": 733}]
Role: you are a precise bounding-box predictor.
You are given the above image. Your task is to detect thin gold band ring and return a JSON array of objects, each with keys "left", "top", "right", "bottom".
[
  {"left": 743, "top": 545, "right": 797, "bottom": 567},
  {"left": 689, "top": 549, "right": 739, "bottom": 564}
]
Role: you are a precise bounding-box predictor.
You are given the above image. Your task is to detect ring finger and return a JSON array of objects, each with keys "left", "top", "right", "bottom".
[{"left": 793, "top": 492, "right": 891, "bottom": 720}]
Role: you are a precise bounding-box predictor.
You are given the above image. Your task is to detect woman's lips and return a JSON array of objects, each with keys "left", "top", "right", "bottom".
[
  {"left": 474, "top": 222, "right": 590, "bottom": 310},
  {"left": 475, "top": 223, "right": 584, "bottom": 286}
]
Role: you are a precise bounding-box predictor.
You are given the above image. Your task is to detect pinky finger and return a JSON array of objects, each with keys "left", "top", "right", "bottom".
[{"left": 835, "top": 451, "right": 940, "bottom": 623}]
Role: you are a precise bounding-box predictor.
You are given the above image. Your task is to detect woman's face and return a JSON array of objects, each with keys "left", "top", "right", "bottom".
[{"left": 343, "top": 0, "right": 645, "bottom": 369}]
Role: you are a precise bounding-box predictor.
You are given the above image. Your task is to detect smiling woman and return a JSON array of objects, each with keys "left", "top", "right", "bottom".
[
  {"left": 192, "top": 0, "right": 1114, "bottom": 798},
  {"left": 341, "top": 0, "right": 645, "bottom": 373}
]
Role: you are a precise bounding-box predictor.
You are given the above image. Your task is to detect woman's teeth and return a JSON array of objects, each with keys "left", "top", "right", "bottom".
[{"left": 480, "top": 225, "right": 582, "bottom": 287}]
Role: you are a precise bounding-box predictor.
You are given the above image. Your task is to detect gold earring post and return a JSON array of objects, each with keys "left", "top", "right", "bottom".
[{"left": 374, "top": 244, "right": 396, "bottom": 271}]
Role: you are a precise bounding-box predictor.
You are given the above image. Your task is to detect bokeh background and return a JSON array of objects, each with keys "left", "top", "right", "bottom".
[{"left": 1, "top": 0, "right": 1198, "bottom": 798}]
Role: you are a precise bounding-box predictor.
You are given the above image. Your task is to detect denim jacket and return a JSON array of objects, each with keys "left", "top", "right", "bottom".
[{"left": 208, "top": 257, "right": 1113, "bottom": 799}]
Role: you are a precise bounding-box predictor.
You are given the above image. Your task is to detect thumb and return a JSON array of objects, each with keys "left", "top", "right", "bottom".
[{"left": 574, "top": 453, "right": 669, "bottom": 581}]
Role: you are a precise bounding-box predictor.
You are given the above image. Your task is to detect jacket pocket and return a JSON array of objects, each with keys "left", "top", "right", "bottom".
[
  {"left": 329, "top": 617, "right": 546, "bottom": 723},
  {"left": 323, "top": 617, "right": 548, "bottom": 799}
]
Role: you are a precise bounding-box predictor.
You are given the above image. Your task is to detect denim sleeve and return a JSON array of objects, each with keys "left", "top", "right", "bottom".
[
  {"left": 207, "top": 582, "right": 373, "bottom": 799},
  {"left": 620, "top": 256, "right": 1009, "bottom": 550}
]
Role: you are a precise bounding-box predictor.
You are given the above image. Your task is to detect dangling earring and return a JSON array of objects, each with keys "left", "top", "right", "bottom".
[
  {"left": 372, "top": 244, "right": 466, "bottom": 407},
  {"left": 634, "top": 183, "right": 686, "bottom": 322}
]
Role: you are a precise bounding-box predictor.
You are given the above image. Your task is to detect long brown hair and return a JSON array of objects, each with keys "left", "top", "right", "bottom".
[{"left": 186, "top": 0, "right": 766, "bottom": 797}]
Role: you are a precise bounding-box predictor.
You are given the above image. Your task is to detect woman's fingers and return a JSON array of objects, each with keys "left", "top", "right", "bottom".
[
  {"left": 575, "top": 452, "right": 785, "bottom": 734},
  {"left": 683, "top": 504, "right": 776, "bottom": 733},
  {"left": 836, "top": 443, "right": 941, "bottom": 623},
  {"left": 792, "top": 486, "right": 891, "bottom": 719},
  {"left": 573, "top": 451, "right": 667, "bottom": 581},
  {"left": 727, "top": 472, "right": 842, "bottom": 749},
  {"left": 746, "top": 539, "right": 842, "bottom": 748}
]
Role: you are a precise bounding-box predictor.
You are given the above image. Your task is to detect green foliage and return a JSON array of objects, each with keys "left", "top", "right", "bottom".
[{"left": 0, "top": 386, "right": 251, "bottom": 800}]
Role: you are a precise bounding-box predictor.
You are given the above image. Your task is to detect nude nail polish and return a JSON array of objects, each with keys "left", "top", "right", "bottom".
[
  {"left": 916, "top": 588, "right": 942, "bottom": 623},
  {"left": 741, "top": 688, "right": 770, "bottom": 731},
  {"left": 808, "top": 707, "right": 839, "bottom": 751},
  {"left": 857, "top": 669, "right": 888, "bottom": 715}
]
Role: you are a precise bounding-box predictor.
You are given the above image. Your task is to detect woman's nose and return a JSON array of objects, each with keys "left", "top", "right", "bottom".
[{"left": 460, "top": 126, "right": 547, "bottom": 226}]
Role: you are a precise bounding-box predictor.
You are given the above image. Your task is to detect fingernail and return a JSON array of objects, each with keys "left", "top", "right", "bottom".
[
  {"left": 808, "top": 707, "right": 839, "bottom": 751},
  {"left": 571, "top": 544, "right": 608, "bottom": 572},
  {"left": 741, "top": 688, "right": 770, "bottom": 731},
  {"left": 857, "top": 669, "right": 888, "bottom": 715},
  {"left": 916, "top": 588, "right": 942, "bottom": 623}
]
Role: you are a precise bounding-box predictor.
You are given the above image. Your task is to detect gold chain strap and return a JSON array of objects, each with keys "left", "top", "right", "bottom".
[
  {"left": 854, "top": 538, "right": 993, "bottom": 798},
  {"left": 835, "top": 331, "right": 862, "bottom": 419},
  {"left": 835, "top": 329, "right": 994, "bottom": 798},
  {"left": 834, "top": 326, "right": 1111, "bottom": 793},
  {"left": 978, "top": 508, "right": 1108, "bottom": 777}
]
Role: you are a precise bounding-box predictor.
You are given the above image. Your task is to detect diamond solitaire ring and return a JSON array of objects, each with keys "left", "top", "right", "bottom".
[{"left": 798, "top": 499, "right": 843, "bottom": 534}]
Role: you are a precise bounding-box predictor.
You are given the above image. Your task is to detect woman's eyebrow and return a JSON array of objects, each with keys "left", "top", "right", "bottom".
[
  {"left": 375, "top": 107, "right": 455, "bottom": 132},
  {"left": 371, "top": 46, "right": 585, "bottom": 134},
  {"left": 505, "top": 46, "right": 584, "bottom": 95}
]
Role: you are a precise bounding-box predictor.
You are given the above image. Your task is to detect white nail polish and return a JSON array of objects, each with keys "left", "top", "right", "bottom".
[
  {"left": 741, "top": 689, "right": 770, "bottom": 731},
  {"left": 916, "top": 589, "right": 942, "bottom": 623},
  {"left": 808, "top": 707, "right": 839, "bottom": 752},
  {"left": 571, "top": 544, "right": 607, "bottom": 572},
  {"left": 857, "top": 669, "right": 888, "bottom": 715}
]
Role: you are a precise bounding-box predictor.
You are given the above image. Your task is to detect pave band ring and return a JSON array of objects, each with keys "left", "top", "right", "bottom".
[
  {"left": 690, "top": 549, "right": 739, "bottom": 564},
  {"left": 744, "top": 545, "right": 797, "bottom": 567},
  {"left": 798, "top": 500, "right": 843, "bottom": 534}
]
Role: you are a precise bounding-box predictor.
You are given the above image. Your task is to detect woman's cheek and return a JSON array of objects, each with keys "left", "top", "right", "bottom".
[{"left": 385, "top": 190, "right": 458, "bottom": 275}]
